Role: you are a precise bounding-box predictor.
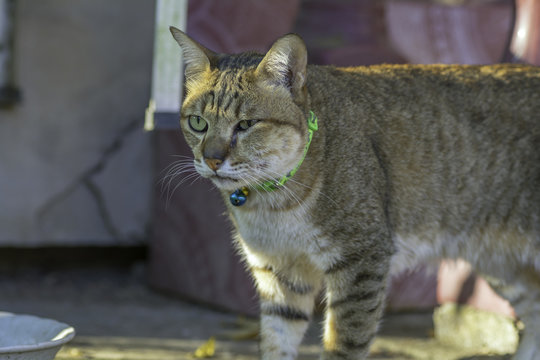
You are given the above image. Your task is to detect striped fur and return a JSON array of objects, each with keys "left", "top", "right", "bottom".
[{"left": 170, "top": 27, "right": 540, "bottom": 360}]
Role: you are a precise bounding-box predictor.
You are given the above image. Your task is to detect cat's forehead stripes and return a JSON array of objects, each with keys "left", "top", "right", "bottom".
[
  {"left": 189, "top": 53, "right": 261, "bottom": 120},
  {"left": 214, "top": 71, "right": 239, "bottom": 111},
  {"left": 202, "top": 67, "right": 250, "bottom": 119}
]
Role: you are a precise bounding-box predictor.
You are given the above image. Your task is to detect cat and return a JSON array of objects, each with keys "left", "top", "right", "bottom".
[{"left": 169, "top": 27, "right": 540, "bottom": 360}]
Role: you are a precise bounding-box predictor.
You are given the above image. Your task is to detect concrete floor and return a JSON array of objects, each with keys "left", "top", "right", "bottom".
[{"left": 0, "top": 264, "right": 512, "bottom": 360}]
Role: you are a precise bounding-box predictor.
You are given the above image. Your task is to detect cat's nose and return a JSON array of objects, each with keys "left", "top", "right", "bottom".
[{"left": 205, "top": 158, "right": 223, "bottom": 171}]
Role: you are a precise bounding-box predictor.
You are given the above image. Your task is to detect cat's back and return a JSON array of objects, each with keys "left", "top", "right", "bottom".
[
  {"left": 308, "top": 63, "right": 540, "bottom": 260},
  {"left": 310, "top": 64, "right": 540, "bottom": 122},
  {"left": 309, "top": 63, "right": 540, "bottom": 186},
  {"left": 309, "top": 64, "right": 540, "bottom": 173}
]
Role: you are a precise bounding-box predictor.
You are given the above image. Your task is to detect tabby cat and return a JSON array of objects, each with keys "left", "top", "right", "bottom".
[{"left": 169, "top": 27, "right": 540, "bottom": 360}]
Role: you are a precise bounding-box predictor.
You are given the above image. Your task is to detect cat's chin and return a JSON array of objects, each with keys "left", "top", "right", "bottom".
[{"left": 208, "top": 175, "right": 246, "bottom": 192}]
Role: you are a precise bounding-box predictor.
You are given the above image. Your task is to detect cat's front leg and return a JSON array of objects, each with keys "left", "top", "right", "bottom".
[
  {"left": 322, "top": 250, "right": 391, "bottom": 360},
  {"left": 246, "top": 250, "right": 322, "bottom": 360}
]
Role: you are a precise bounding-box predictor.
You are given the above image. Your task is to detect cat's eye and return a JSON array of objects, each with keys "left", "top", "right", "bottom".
[
  {"left": 236, "top": 120, "right": 258, "bottom": 131},
  {"left": 188, "top": 115, "right": 208, "bottom": 132}
]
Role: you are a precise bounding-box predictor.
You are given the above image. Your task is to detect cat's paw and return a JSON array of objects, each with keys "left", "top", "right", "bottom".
[{"left": 321, "top": 349, "right": 369, "bottom": 360}]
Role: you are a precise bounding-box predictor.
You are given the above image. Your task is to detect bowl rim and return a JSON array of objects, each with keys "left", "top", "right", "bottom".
[{"left": 0, "top": 312, "right": 76, "bottom": 354}]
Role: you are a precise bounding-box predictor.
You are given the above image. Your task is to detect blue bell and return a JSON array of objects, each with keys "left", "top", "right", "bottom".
[{"left": 230, "top": 187, "right": 248, "bottom": 206}]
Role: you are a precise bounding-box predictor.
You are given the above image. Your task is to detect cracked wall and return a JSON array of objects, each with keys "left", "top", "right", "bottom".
[{"left": 0, "top": 0, "right": 154, "bottom": 245}]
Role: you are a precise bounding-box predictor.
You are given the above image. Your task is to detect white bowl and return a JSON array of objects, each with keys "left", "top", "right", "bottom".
[{"left": 0, "top": 312, "right": 75, "bottom": 360}]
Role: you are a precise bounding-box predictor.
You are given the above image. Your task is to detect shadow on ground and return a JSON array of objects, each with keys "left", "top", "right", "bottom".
[{"left": 0, "top": 265, "right": 515, "bottom": 360}]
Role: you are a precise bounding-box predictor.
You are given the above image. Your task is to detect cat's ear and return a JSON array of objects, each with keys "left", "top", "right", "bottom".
[
  {"left": 169, "top": 26, "right": 216, "bottom": 82},
  {"left": 255, "top": 34, "right": 307, "bottom": 96}
]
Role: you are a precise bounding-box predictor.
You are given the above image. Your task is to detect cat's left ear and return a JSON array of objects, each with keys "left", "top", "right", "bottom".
[{"left": 255, "top": 34, "right": 307, "bottom": 97}]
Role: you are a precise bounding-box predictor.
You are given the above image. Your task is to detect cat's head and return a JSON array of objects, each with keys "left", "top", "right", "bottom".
[{"left": 170, "top": 27, "right": 310, "bottom": 192}]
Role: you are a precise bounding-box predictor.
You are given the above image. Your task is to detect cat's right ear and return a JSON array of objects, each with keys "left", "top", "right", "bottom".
[
  {"left": 255, "top": 34, "right": 308, "bottom": 98},
  {"left": 169, "top": 26, "right": 216, "bottom": 82}
]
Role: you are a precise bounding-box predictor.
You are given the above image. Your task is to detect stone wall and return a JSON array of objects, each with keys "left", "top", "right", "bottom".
[{"left": 0, "top": 0, "right": 154, "bottom": 245}]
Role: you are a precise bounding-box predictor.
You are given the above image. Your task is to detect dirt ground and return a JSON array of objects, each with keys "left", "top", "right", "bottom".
[{"left": 0, "top": 263, "right": 512, "bottom": 360}]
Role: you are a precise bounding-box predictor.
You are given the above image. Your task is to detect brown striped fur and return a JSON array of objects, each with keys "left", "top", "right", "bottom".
[{"left": 170, "top": 27, "right": 540, "bottom": 360}]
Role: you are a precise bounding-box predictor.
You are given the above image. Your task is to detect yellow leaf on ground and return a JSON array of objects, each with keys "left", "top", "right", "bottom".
[{"left": 193, "top": 336, "right": 216, "bottom": 358}]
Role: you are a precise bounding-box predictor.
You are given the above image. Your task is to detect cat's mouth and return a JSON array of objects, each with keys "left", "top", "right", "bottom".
[
  {"left": 195, "top": 162, "right": 243, "bottom": 189},
  {"left": 196, "top": 160, "right": 266, "bottom": 191},
  {"left": 208, "top": 173, "right": 244, "bottom": 190},
  {"left": 211, "top": 174, "right": 240, "bottom": 183}
]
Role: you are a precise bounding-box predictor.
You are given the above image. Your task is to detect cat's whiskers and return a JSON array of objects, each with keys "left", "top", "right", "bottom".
[
  {"left": 160, "top": 157, "right": 201, "bottom": 208},
  {"left": 160, "top": 156, "right": 195, "bottom": 173},
  {"left": 160, "top": 157, "right": 194, "bottom": 180},
  {"left": 267, "top": 170, "right": 340, "bottom": 208},
  {"left": 166, "top": 171, "right": 201, "bottom": 205},
  {"left": 243, "top": 171, "right": 272, "bottom": 194},
  {"left": 257, "top": 167, "right": 339, "bottom": 209},
  {"left": 161, "top": 161, "right": 197, "bottom": 194},
  {"left": 239, "top": 166, "right": 287, "bottom": 209},
  {"left": 161, "top": 161, "right": 196, "bottom": 186},
  {"left": 249, "top": 166, "right": 309, "bottom": 212},
  {"left": 280, "top": 184, "right": 307, "bottom": 213}
]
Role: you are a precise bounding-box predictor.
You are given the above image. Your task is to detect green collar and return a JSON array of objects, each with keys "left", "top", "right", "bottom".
[{"left": 230, "top": 111, "right": 318, "bottom": 206}]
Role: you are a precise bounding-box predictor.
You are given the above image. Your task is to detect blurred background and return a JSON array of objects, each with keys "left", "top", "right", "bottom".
[{"left": 0, "top": 0, "right": 539, "bottom": 352}]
